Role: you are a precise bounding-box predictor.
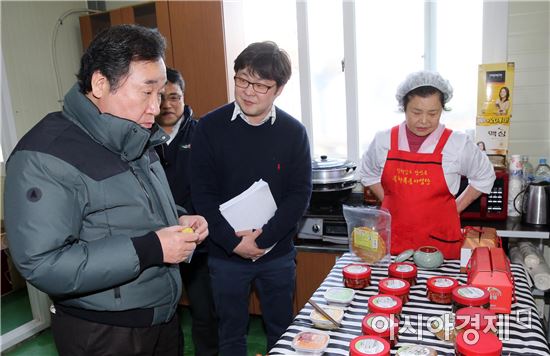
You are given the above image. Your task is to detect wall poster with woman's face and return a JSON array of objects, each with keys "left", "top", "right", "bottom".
[{"left": 475, "top": 62, "right": 515, "bottom": 156}]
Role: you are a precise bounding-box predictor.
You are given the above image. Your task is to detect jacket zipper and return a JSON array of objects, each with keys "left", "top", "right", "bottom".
[{"left": 129, "top": 166, "right": 154, "bottom": 213}]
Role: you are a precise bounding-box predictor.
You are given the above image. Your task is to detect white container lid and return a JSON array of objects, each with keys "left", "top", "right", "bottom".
[
  {"left": 310, "top": 305, "right": 344, "bottom": 330},
  {"left": 292, "top": 330, "right": 330, "bottom": 354},
  {"left": 324, "top": 287, "right": 355, "bottom": 305}
]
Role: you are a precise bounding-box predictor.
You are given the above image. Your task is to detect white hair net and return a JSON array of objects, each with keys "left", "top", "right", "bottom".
[{"left": 395, "top": 71, "right": 453, "bottom": 108}]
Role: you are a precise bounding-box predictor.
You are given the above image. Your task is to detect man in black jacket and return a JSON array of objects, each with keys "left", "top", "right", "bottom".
[{"left": 155, "top": 68, "right": 219, "bottom": 356}]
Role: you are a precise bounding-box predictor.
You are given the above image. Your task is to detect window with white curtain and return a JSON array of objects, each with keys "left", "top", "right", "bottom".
[
  {"left": 223, "top": 0, "right": 483, "bottom": 160},
  {"left": 222, "top": 0, "right": 300, "bottom": 118},
  {"left": 356, "top": 0, "right": 425, "bottom": 151}
]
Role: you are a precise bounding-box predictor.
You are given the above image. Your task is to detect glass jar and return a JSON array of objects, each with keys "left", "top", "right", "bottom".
[
  {"left": 349, "top": 335, "right": 390, "bottom": 356},
  {"left": 426, "top": 276, "right": 458, "bottom": 304},
  {"left": 343, "top": 264, "right": 372, "bottom": 289},
  {"left": 455, "top": 330, "right": 502, "bottom": 356},
  {"left": 388, "top": 262, "right": 417, "bottom": 286},
  {"left": 378, "top": 278, "right": 410, "bottom": 304},
  {"left": 367, "top": 294, "right": 403, "bottom": 319},
  {"left": 455, "top": 307, "right": 497, "bottom": 334},
  {"left": 452, "top": 285, "right": 490, "bottom": 313},
  {"left": 362, "top": 313, "right": 399, "bottom": 347}
]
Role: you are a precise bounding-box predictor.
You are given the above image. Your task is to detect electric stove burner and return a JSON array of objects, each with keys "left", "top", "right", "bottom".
[{"left": 298, "top": 192, "right": 366, "bottom": 244}]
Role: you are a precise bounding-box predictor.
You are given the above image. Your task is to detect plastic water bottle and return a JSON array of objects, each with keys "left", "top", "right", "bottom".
[
  {"left": 534, "top": 158, "right": 550, "bottom": 183},
  {"left": 507, "top": 154, "right": 523, "bottom": 217},
  {"left": 521, "top": 155, "right": 534, "bottom": 185}
]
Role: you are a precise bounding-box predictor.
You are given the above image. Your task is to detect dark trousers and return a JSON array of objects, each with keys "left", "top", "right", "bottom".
[
  {"left": 180, "top": 252, "right": 219, "bottom": 356},
  {"left": 208, "top": 252, "right": 296, "bottom": 356},
  {"left": 51, "top": 307, "right": 183, "bottom": 356}
]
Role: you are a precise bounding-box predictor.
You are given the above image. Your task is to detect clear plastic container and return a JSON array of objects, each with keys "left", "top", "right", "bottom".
[
  {"left": 292, "top": 330, "right": 330, "bottom": 355},
  {"left": 521, "top": 155, "right": 534, "bottom": 184},
  {"left": 508, "top": 154, "right": 523, "bottom": 217},
  {"left": 343, "top": 205, "right": 391, "bottom": 266},
  {"left": 534, "top": 158, "right": 550, "bottom": 183},
  {"left": 310, "top": 305, "right": 345, "bottom": 330},
  {"left": 324, "top": 287, "right": 355, "bottom": 306}
]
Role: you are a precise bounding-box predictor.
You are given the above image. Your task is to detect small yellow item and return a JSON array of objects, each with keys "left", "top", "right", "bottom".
[
  {"left": 181, "top": 227, "right": 194, "bottom": 233},
  {"left": 351, "top": 226, "right": 387, "bottom": 264}
]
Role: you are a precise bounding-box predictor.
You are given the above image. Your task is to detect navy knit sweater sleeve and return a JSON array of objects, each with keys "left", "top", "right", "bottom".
[{"left": 190, "top": 103, "right": 312, "bottom": 262}]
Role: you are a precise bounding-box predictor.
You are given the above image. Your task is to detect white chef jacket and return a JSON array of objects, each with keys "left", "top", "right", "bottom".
[{"left": 358, "top": 122, "right": 496, "bottom": 195}]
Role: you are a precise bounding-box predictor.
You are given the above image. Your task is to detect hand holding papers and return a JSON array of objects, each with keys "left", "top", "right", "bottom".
[{"left": 219, "top": 179, "right": 277, "bottom": 260}]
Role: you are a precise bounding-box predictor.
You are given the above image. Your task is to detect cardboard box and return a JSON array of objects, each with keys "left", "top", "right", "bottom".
[
  {"left": 460, "top": 227, "right": 501, "bottom": 272},
  {"left": 467, "top": 247, "right": 514, "bottom": 314}
]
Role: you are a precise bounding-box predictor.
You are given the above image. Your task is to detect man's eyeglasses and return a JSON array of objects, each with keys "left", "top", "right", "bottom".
[
  {"left": 160, "top": 94, "right": 182, "bottom": 103},
  {"left": 234, "top": 76, "right": 274, "bottom": 94}
]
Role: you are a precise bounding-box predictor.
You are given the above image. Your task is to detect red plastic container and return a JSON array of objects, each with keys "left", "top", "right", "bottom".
[
  {"left": 455, "top": 307, "right": 497, "bottom": 333},
  {"left": 452, "top": 285, "right": 490, "bottom": 313},
  {"left": 368, "top": 294, "right": 403, "bottom": 318},
  {"left": 388, "top": 263, "right": 417, "bottom": 286},
  {"left": 426, "top": 276, "right": 458, "bottom": 304},
  {"left": 349, "top": 335, "right": 390, "bottom": 356},
  {"left": 378, "top": 278, "right": 410, "bottom": 304},
  {"left": 362, "top": 313, "right": 399, "bottom": 347},
  {"left": 455, "top": 330, "right": 502, "bottom": 356},
  {"left": 343, "top": 264, "right": 372, "bottom": 289}
]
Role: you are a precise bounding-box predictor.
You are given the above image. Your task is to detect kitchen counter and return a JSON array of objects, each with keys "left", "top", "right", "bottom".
[
  {"left": 270, "top": 253, "right": 550, "bottom": 355},
  {"left": 295, "top": 216, "right": 549, "bottom": 254}
]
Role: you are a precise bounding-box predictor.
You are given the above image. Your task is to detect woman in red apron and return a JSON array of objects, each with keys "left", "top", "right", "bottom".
[{"left": 360, "top": 71, "right": 496, "bottom": 259}]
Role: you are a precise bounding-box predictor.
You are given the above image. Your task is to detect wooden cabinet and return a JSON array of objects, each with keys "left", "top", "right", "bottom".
[
  {"left": 248, "top": 250, "right": 342, "bottom": 316},
  {"left": 294, "top": 250, "right": 342, "bottom": 312},
  {"left": 79, "top": 1, "right": 228, "bottom": 117}
]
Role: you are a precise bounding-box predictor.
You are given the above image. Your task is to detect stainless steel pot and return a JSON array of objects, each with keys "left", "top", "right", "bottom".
[
  {"left": 310, "top": 156, "right": 357, "bottom": 207},
  {"left": 312, "top": 155, "right": 357, "bottom": 185}
]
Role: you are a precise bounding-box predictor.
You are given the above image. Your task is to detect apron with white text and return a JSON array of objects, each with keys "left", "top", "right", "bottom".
[{"left": 381, "top": 126, "right": 463, "bottom": 259}]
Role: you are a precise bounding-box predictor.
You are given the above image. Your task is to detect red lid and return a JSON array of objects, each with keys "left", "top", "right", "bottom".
[
  {"left": 427, "top": 276, "right": 459, "bottom": 294},
  {"left": 455, "top": 330, "right": 502, "bottom": 356},
  {"left": 349, "top": 335, "right": 391, "bottom": 356},
  {"left": 368, "top": 294, "right": 403, "bottom": 315},
  {"left": 378, "top": 278, "right": 410, "bottom": 296},
  {"left": 362, "top": 313, "right": 399, "bottom": 338},
  {"left": 456, "top": 307, "right": 497, "bottom": 332},
  {"left": 343, "top": 264, "right": 372, "bottom": 279},
  {"left": 388, "top": 262, "right": 417, "bottom": 279},
  {"left": 452, "top": 285, "right": 490, "bottom": 306}
]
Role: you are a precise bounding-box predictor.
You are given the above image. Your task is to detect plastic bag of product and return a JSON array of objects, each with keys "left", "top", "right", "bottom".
[{"left": 343, "top": 205, "right": 391, "bottom": 266}]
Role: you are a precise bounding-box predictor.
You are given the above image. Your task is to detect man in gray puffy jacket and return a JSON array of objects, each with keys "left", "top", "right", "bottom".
[{"left": 3, "top": 24, "right": 208, "bottom": 355}]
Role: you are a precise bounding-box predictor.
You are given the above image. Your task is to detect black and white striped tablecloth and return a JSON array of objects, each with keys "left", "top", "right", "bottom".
[{"left": 269, "top": 253, "right": 550, "bottom": 356}]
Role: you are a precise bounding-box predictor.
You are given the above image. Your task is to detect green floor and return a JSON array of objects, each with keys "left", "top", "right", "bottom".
[{"left": 2, "top": 289, "right": 267, "bottom": 355}]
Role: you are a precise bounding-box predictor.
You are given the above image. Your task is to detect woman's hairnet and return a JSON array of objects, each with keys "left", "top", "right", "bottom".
[{"left": 395, "top": 71, "right": 453, "bottom": 107}]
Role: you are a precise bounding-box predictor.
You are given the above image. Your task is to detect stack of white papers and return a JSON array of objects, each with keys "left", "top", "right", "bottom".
[{"left": 219, "top": 179, "right": 277, "bottom": 260}]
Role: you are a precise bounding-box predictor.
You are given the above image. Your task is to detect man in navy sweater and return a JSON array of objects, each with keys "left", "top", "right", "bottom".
[
  {"left": 155, "top": 67, "right": 218, "bottom": 356},
  {"left": 190, "top": 41, "right": 312, "bottom": 355}
]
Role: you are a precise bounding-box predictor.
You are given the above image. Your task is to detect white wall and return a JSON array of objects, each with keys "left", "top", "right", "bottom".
[
  {"left": 1, "top": 1, "right": 87, "bottom": 138},
  {"left": 507, "top": 1, "right": 550, "bottom": 162},
  {"left": 104, "top": 1, "right": 145, "bottom": 11},
  {"left": 1, "top": 1, "right": 548, "bottom": 160}
]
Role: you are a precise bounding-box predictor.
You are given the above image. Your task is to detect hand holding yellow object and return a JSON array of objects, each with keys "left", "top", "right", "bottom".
[{"left": 181, "top": 227, "right": 195, "bottom": 233}]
